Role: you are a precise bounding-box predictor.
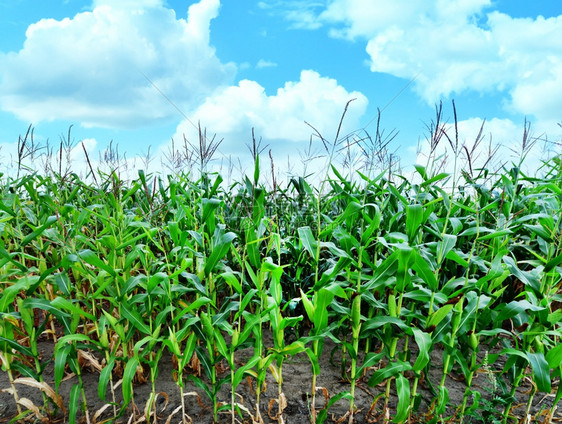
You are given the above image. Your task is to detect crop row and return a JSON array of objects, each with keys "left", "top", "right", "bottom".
[{"left": 0, "top": 152, "right": 561, "bottom": 423}]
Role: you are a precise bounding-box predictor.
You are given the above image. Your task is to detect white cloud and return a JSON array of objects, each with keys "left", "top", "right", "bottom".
[
  {"left": 285, "top": 0, "right": 562, "bottom": 124},
  {"left": 0, "top": 0, "right": 235, "bottom": 128},
  {"left": 70, "top": 137, "right": 97, "bottom": 161},
  {"left": 256, "top": 59, "right": 278, "bottom": 69},
  {"left": 415, "top": 116, "right": 559, "bottom": 179},
  {"left": 166, "top": 70, "right": 368, "bottom": 177},
  {"left": 258, "top": 1, "right": 325, "bottom": 29}
]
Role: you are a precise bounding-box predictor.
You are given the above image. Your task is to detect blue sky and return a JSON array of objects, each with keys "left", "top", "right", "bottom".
[{"left": 0, "top": 0, "right": 561, "bottom": 179}]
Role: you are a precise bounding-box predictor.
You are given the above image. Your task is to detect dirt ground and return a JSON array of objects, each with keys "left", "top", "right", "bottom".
[{"left": 1, "top": 334, "right": 560, "bottom": 423}]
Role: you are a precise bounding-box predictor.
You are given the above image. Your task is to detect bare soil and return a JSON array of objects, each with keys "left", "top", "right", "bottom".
[{"left": 1, "top": 334, "right": 560, "bottom": 423}]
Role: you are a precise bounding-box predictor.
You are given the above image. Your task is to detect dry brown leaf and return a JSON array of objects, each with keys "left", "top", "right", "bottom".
[
  {"left": 188, "top": 352, "right": 201, "bottom": 376},
  {"left": 17, "top": 397, "right": 43, "bottom": 420},
  {"left": 62, "top": 371, "right": 76, "bottom": 382},
  {"left": 165, "top": 405, "right": 183, "bottom": 424},
  {"left": 316, "top": 386, "right": 329, "bottom": 409},
  {"left": 335, "top": 410, "right": 350, "bottom": 424},
  {"left": 166, "top": 406, "right": 193, "bottom": 424},
  {"left": 78, "top": 349, "right": 103, "bottom": 372},
  {"left": 13, "top": 377, "right": 65, "bottom": 411},
  {"left": 92, "top": 403, "right": 112, "bottom": 423},
  {"left": 156, "top": 391, "right": 169, "bottom": 413},
  {"left": 267, "top": 393, "right": 288, "bottom": 421}
]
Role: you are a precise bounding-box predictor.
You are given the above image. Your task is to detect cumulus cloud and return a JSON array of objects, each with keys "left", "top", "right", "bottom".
[
  {"left": 165, "top": 70, "right": 368, "bottom": 176},
  {"left": 414, "top": 116, "right": 558, "bottom": 179},
  {"left": 281, "top": 0, "right": 562, "bottom": 124},
  {"left": 0, "top": 0, "right": 235, "bottom": 128}
]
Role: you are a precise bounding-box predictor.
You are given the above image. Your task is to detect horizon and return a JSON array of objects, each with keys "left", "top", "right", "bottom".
[{"left": 1, "top": 0, "right": 561, "bottom": 180}]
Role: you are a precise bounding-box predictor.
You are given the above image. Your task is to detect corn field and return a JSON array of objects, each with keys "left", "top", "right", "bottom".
[{"left": 0, "top": 133, "right": 561, "bottom": 424}]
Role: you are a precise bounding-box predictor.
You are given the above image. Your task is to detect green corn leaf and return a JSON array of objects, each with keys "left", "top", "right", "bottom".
[
  {"left": 396, "top": 246, "right": 414, "bottom": 292},
  {"left": 357, "top": 351, "right": 385, "bottom": 376},
  {"left": 0, "top": 245, "right": 27, "bottom": 272},
  {"left": 388, "top": 184, "right": 408, "bottom": 206},
  {"left": 0, "top": 336, "right": 34, "bottom": 357},
  {"left": 495, "top": 300, "right": 545, "bottom": 324},
  {"left": 546, "top": 344, "right": 562, "bottom": 369},
  {"left": 51, "top": 296, "right": 95, "bottom": 321},
  {"left": 437, "top": 234, "right": 457, "bottom": 265},
  {"left": 316, "top": 391, "right": 353, "bottom": 424},
  {"left": 204, "top": 229, "right": 236, "bottom": 276},
  {"left": 393, "top": 374, "right": 411, "bottom": 423},
  {"left": 17, "top": 297, "right": 37, "bottom": 337},
  {"left": 362, "top": 316, "right": 411, "bottom": 334},
  {"left": 79, "top": 249, "right": 116, "bottom": 277},
  {"left": 233, "top": 355, "right": 260, "bottom": 389},
  {"left": 553, "top": 384, "right": 562, "bottom": 414},
  {"left": 214, "top": 331, "right": 229, "bottom": 364},
  {"left": 68, "top": 383, "right": 81, "bottom": 424},
  {"left": 121, "top": 303, "right": 151, "bottom": 336},
  {"left": 363, "top": 250, "right": 399, "bottom": 292},
  {"left": 238, "top": 289, "right": 258, "bottom": 318},
  {"left": 21, "top": 215, "right": 57, "bottom": 247},
  {"left": 427, "top": 304, "right": 453, "bottom": 330},
  {"left": 245, "top": 224, "right": 261, "bottom": 269},
  {"left": 54, "top": 343, "right": 71, "bottom": 392},
  {"left": 545, "top": 253, "right": 562, "bottom": 273},
  {"left": 179, "top": 332, "right": 198, "bottom": 371},
  {"left": 173, "top": 297, "right": 212, "bottom": 324},
  {"left": 188, "top": 375, "right": 214, "bottom": 402},
  {"left": 22, "top": 297, "right": 71, "bottom": 321},
  {"left": 527, "top": 352, "right": 551, "bottom": 393},
  {"left": 133, "top": 334, "right": 159, "bottom": 357},
  {"left": 459, "top": 226, "right": 489, "bottom": 237},
  {"left": 201, "top": 198, "right": 221, "bottom": 234},
  {"left": 55, "top": 333, "right": 98, "bottom": 349},
  {"left": 412, "top": 249, "right": 437, "bottom": 292},
  {"left": 435, "top": 386, "right": 449, "bottom": 416},
  {"left": 221, "top": 271, "right": 242, "bottom": 294},
  {"left": 414, "top": 164, "right": 427, "bottom": 180},
  {"left": 304, "top": 347, "right": 320, "bottom": 375},
  {"left": 54, "top": 273, "right": 70, "bottom": 297},
  {"left": 523, "top": 224, "right": 552, "bottom": 242},
  {"left": 276, "top": 340, "right": 306, "bottom": 356},
  {"left": 313, "top": 289, "right": 335, "bottom": 330},
  {"left": 331, "top": 164, "right": 353, "bottom": 191},
  {"left": 368, "top": 360, "right": 412, "bottom": 387},
  {"left": 0, "top": 199, "right": 16, "bottom": 217},
  {"left": 122, "top": 357, "right": 139, "bottom": 408},
  {"left": 115, "top": 228, "right": 158, "bottom": 251},
  {"left": 102, "top": 310, "right": 126, "bottom": 341},
  {"left": 298, "top": 226, "right": 317, "bottom": 258},
  {"left": 406, "top": 204, "right": 423, "bottom": 242},
  {"left": 420, "top": 172, "right": 449, "bottom": 187},
  {"left": 0, "top": 277, "right": 35, "bottom": 312},
  {"left": 503, "top": 256, "right": 542, "bottom": 294},
  {"left": 477, "top": 229, "right": 513, "bottom": 240},
  {"left": 445, "top": 249, "right": 469, "bottom": 267},
  {"left": 195, "top": 345, "right": 214, "bottom": 378},
  {"left": 300, "top": 289, "right": 314, "bottom": 322},
  {"left": 147, "top": 272, "right": 168, "bottom": 294},
  {"left": 501, "top": 348, "right": 529, "bottom": 372},
  {"left": 412, "top": 328, "right": 432, "bottom": 372},
  {"left": 98, "top": 356, "right": 115, "bottom": 401}
]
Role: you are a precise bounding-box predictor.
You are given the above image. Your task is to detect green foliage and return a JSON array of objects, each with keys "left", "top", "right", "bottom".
[{"left": 0, "top": 153, "right": 561, "bottom": 423}]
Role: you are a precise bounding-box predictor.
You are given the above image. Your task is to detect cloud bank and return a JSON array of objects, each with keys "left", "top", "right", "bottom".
[
  {"left": 0, "top": 0, "right": 236, "bottom": 128},
  {"left": 279, "top": 0, "right": 562, "bottom": 124},
  {"left": 168, "top": 70, "right": 368, "bottom": 175}
]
